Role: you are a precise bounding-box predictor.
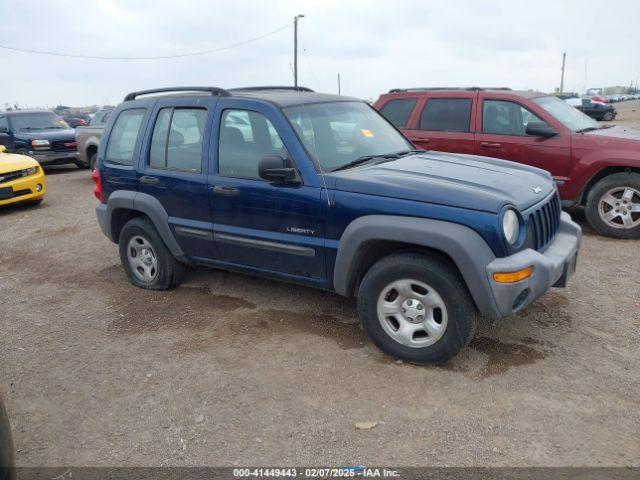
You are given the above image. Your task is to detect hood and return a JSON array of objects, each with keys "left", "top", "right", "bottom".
[
  {"left": 14, "top": 129, "right": 76, "bottom": 141},
  {"left": 326, "top": 151, "right": 555, "bottom": 213},
  {"left": 572, "top": 125, "right": 640, "bottom": 153},
  {"left": 0, "top": 152, "right": 39, "bottom": 173}
]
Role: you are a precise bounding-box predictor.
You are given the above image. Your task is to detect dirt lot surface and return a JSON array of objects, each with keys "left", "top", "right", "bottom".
[
  {"left": 1, "top": 117, "right": 639, "bottom": 466},
  {"left": 609, "top": 98, "right": 640, "bottom": 129}
]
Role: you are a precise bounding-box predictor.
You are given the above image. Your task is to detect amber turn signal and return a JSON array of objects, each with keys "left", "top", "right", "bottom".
[{"left": 493, "top": 266, "right": 534, "bottom": 283}]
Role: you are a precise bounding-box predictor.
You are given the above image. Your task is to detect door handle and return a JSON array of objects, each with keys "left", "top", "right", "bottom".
[
  {"left": 480, "top": 142, "right": 502, "bottom": 149},
  {"left": 140, "top": 175, "right": 160, "bottom": 185},
  {"left": 212, "top": 185, "right": 240, "bottom": 196}
]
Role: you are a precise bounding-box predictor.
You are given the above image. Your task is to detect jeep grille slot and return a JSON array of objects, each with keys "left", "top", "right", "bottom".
[{"left": 528, "top": 192, "right": 561, "bottom": 251}]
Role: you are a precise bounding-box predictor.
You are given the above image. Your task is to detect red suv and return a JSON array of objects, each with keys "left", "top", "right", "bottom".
[{"left": 374, "top": 88, "right": 640, "bottom": 238}]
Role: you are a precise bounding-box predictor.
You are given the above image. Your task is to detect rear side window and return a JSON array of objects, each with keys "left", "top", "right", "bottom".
[
  {"left": 105, "top": 109, "right": 145, "bottom": 166},
  {"left": 419, "top": 98, "right": 472, "bottom": 132},
  {"left": 379, "top": 98, "right": 417, "bottom": 128},
  {"left": 149, "top": 108, "right": 207, "bottom": 173}
]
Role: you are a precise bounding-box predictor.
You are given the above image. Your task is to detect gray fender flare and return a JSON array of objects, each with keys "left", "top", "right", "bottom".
[
  {"left": 333, "top": 215, "right": 501, "bottom": 318},
  {"left": 102, "top": 191, "right": 186, "bottom": 261}
]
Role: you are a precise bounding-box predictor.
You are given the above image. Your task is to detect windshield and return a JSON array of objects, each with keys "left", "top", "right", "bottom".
[
  {"left": 8, "top": 112, "right": 69, "bottom": 131},
  {"left": 283, "top": 101, "right": 412, "bottom": 171},
  {"left": 532, "top": 96, "right": 599, "bottom": 132}
]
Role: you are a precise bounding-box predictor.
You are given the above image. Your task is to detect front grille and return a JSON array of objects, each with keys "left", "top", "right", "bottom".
[
  {"left": 0, "top": 168, "right": 35, "bottom": 185},
  {"left": 50, "top": 139, "right": 77, "bottom": 152},
  {"left": 526, "top": 192, "right": 562, "bottom": 251}
]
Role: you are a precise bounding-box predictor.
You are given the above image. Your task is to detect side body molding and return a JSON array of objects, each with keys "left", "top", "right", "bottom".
[{"left": 333, "top": 215, "right": 501, "bottom": 318}]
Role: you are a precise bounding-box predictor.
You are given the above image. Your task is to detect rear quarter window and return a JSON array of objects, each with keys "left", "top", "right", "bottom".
[
  {"left": 379, "top": 98, "right": 418, "bottom": 128},
  {"left": 105, "top": 109, "right": 146, "bottom": 166}
]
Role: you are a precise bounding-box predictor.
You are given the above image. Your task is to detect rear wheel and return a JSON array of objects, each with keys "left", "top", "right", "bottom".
[
  {"left": 89, "top": 153, "right": 97, "bottom": 171},
  {"left": 357, "top": 252, "right": 477, "bottom": 364},
  {"left": 118, "top": 217, "right": 186, "bottom": 289},
  {"left": 585, "top": 172, "right": 640, "bottom": 239}
]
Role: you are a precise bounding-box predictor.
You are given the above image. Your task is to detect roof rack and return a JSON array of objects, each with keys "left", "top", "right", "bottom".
[
  {"left": 388, "top": 87, "right": 512, "bottom": 93},
  {"left": 123, "top": 86, "right": 230, "bottom": 102},
  {"left": 230, "top": 86, "right": 315, "bottom": 92}
]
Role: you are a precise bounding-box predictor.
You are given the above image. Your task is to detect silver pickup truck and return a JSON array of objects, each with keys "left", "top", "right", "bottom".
[{"left": 75, "top": 107, "right": 113, "bottom": 170}]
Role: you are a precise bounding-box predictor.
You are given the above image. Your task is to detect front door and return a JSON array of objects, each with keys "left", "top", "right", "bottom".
[
  {"left": 0, "top": 115, "right": 13, "bottom": 151},
  {"left": 208, "top": 102, "right": 325, "bottom": 280},
  {"left": 474, "top": 96, "right": 571, "bottom": 178}
]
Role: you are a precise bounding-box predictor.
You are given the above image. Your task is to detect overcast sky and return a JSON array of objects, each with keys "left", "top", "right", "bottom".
[{"left": 2, "top": 0, "right": 639, "bottom": 108}]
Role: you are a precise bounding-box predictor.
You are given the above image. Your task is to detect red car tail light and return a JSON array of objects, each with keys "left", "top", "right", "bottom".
[{"left": 92, "top": 168, "right": 105, "bottom": 203}]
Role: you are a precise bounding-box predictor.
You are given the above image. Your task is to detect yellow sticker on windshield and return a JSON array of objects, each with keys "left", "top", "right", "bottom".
[{"left": 361, "top": 129, "right": 374, "bottom": 138}]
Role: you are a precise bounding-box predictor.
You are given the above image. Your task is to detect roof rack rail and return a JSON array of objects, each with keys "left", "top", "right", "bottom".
[
  {"left": 388, "top": 87, "right": 512, "bottom": 93},
  {"left": 123, "top": 86, "right": 230, "bottom": 102},
  {"left": 230, "top": 86, "right": 315, "bottom": 92}
]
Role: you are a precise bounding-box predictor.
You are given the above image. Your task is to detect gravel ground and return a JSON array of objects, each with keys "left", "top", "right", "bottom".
[{"left": 1, "top": 123, "right": 639, "bottom": 467}]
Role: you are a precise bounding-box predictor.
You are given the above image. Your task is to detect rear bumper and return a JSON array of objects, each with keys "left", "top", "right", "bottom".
[
  {"left": 485, "top": 212, "right": 581, "bottom": 316},
  {"left": 95, "top": 203, "right": 113, "bottom": 241},
  {"left": 29, "top": 150, "right": 79, "bottom": 165}
]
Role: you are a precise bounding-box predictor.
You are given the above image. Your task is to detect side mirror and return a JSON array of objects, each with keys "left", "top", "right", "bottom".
[
  {"left": 526, "top": 121, "right": 557, "bottom": 138},
  {"left": 0, "top": 126, "right": 8, "bottom": 134},
  {"left": 258, "top": 155, "right": 299, "bottom": 184}
]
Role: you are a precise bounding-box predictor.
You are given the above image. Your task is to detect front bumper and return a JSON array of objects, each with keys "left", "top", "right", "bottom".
[
  {"left": 486, "top": 211, "right": 582, "bottom": 316},
  {"left": 29, "top": 150, "right": 80, "bottom": 165},
  {"left": 0, "top": 169, "right": 46, "bottom": 206}
]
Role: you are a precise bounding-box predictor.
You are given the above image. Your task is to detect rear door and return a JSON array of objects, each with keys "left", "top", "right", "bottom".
[
  {"left": 403, "top": 93, "right": 477, "bottom": 154},
  {"left": 474, "top": 94, "right": 571, "bottom": 176},
  {"left": 137, "top": 96, "right": 218, "bottom": 260}
]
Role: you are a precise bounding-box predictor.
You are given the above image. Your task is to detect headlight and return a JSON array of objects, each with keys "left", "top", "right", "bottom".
[
  {"left": 25, "top": 167, "right": 37, "bottom": 175},
  {"left": 31, "top": 140, "right": 50, "bottom": 147},
  {"left": 502, "top": 209, "right": 520, "bottom": 245}
]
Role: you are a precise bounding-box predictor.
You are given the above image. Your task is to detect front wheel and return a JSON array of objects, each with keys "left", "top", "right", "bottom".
[
  {"left": 585, "top": 172, "right": 640, "bottom": 239},
  {"left": 118, "top": 217, "right": 186, "bottom": 289},
  {"left": 357, "top": 253, "right": 477, "bottom": 364},
  {"left": 602, "top": 110, "right": 615, "bottom": 121}
]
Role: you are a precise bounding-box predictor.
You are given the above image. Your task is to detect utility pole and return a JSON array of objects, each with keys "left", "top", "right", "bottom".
[
  {"left": 559, "top": 52, "right": 566, "bottom": 94},
  {"left": 337, "top": 73, "right": 341, "bottom": 95},
  {"left": 293, "top": 14, "right": 305, "bottom": 88}
]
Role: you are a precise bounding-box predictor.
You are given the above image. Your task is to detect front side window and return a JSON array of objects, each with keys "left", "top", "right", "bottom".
[
  {"left": 483, "top": 100, "right": 546, "bottom": 136},
  {"left": 106, "top": 109, "right": 146, "bottom": 166},
  {"left": 379, "top": 98, "right": 417, "bottom": 128},
  {"left": 532, "top": 95, "right": 599, "bottom": 132},
  {"left": 0, "top": 116, "right": 8, "bottom": 131},
  {"left": 283, "top": 101, "right": 411, "bottom": 172},
  {"left": 419, "top": 98, "right": 472, "bottom": 132},
  {"left": 149, "top": 108, "right": 206, "bottom": 173},
  {"left": 218, "top": 109, "right": 287, "bottom": 179}
]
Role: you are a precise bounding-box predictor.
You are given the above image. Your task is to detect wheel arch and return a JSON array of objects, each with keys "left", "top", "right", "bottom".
[
  {"left": 104, "top": 191, "right": 187, "bottom": 262},
  {"left": 333, "top": 215, "right": 501, "bottom": 318},
  {"left": 578, "top": 166, "right": 640, "bottom": 205}
]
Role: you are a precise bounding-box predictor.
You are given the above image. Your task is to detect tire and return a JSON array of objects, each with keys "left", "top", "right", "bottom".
[
  {"left": 89, "top": 153, "right": 97, "bottom": 171},
  {"left": 118, "top": 217, "right": 186, "bottom": 290},
  {"left": 357, "top": 252, "right": 477, "bottom": 365},
  {"left": 15, "top": 149, "right": 30, "bottom": 157},
  {"left": 585, "top": 172, "right": 640, "bottom": 239},
  {"left": 602, "top": 111, "right": 615, "bottom": 121},
  {"left": 75, "top": 161, "right": 90, "bottom": 169}
]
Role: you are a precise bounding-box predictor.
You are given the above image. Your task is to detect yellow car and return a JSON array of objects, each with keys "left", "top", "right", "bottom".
[{"left": 0, "top": 145, "right": 46, "bottom": 206}]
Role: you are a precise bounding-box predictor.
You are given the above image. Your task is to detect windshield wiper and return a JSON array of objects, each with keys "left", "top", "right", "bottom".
[
  {"left": 391, "top": 149, "right": 427, "bottom": 156},
  {"left": 331, "top": 153, "right": 403, "bottom": 172},
  {"left": 575, "top": 126, "right": 600, "bottom": 133}
]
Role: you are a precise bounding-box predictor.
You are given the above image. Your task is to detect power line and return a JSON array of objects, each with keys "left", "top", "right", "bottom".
[{"left": 0, "top": 23, "right": 291, "bottom": 60}]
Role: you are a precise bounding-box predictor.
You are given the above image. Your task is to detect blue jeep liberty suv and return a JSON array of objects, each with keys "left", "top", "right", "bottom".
[{"left": 94, "top": 86, "right": 581, "bottom": 364}]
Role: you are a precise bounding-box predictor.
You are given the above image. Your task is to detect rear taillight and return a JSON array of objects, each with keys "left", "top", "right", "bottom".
[{"left": 92, "top": 168, "right": 105, "bottom": 203}]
